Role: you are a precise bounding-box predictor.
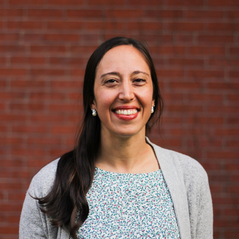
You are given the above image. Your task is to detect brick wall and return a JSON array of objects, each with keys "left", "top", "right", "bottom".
[{"left": 1, "top": 0, "right": 239, "bottom": 238}]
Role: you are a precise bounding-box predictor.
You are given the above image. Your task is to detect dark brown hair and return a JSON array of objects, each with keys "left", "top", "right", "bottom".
[{"left": 36, "top": 37, "right": 163, "bottom": 238}]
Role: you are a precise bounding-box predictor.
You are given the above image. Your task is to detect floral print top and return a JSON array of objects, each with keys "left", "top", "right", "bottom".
[{"left": 77, "top": 167, "right": 180, "bottom": 238}]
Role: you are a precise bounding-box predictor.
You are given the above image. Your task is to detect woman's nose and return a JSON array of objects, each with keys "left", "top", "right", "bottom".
[{"left": 118, "top": 81, "right": 134, "bottom": 102}]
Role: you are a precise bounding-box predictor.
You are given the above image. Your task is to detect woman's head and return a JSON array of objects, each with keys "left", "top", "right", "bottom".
[{"left": 83, "top": 37, "right": 163, "bottom": 134}]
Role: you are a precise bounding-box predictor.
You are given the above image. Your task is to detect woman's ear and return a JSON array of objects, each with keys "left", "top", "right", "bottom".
[
  {"left": 152, "top": 99, "right": 155, "bottom": 107},
  {"left": 91, "top": 100, "right": 96, "bottom": 110}
]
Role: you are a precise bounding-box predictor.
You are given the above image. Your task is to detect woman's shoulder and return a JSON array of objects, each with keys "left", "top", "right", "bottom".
[
  {"left": 28, "top": 158, "right": 60, "bottom": 197},
  {"left": 147, "top": 138, "right": 208, "bottom": 181}
]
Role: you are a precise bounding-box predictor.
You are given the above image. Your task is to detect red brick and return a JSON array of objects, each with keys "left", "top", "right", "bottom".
[
  {"left": 10, "top": 79, "right": 47, "bottom": 88},
  {"left": 225, "top": 139, "right": 239, "bottom": 148},
  {"left": 89, "top": 0, "right": 124, "bottom": 5},
  {"left": 188, "top": 70, "right": 224, "bottom": 78},
  {"left": 185, "top": 10, "right": 224, "bottom": 19},
  {"left": 207, "top": 82, "right": 239, "bottom": 90},
  {"left": 0, "top": 225, "right": 18, "bottom": 234},
  {"left": 48, "top": 0, "right": 83, "bottom": 5},
  {"left": 208, "top": 58, "right": 239, "bottom": 67},
  {"left": 168, "top": 58, "right": 204, "bottom": 66},
  {"left": 8, "top": 0, "right": 43, "bottom": 5},
  {"left": 167, "top": 22, "right": 204, "bottom": 31},
  {"left": 51, "top": 125, "right": 77, "bottom": 134},
  {"left": 167, "top": 104, "right": 203, "bottom": 113},
  {"left": 229, "top": 47, "right": 239, "bottom": 55},
  {"left": 81, "top": 34, "right": 101, "bottom": 44},
  {"left": 11, "top": 148, "right": 47, "bottom": 157},
  {"left": 174, "top": 34, "right": 194, "bottom": 43},
  {"left": 49, "top": 80, "right": 81, "bottom": 89},
  {"left": 9, "top": 102, "right": 45, "bottom": 111},
  {"left": 0, "top": 8, "right": 25, "bottom": 17},
  {"left": 49, "top": 56, "right": 85, "bottom": 66},
  {"left": 227, "top": 94, "right": 239, "bottom": 102},
  {"left": 0, "top": 182, "right": 22, "bottom": 190},
  {"left": 43, "top": 33, "right": 79, "bottom": 42},
  {"left": 49, "top": 103, "right": 79, "bottom": 112},
  {"left": 0, "top": 113, "right": 27, "bottom": 122},
  {"left": 167, "top": 0, "right": 204, "bottom": 6},
  {"left": 157, "top": 69, "right": 184, "bottom": 77},
  {"left": 198, "top": 35, "right": 234, "bottom": 43},
  {"left": 168, "top": 81, "right": 202, "bottom": 90},
  {"left": 0, "top": 44, "right": 26, "bottom": 53},
  {"left": 127, "top": 22, "right": 163, "bottom": 31},
  {"left": 23, "top": 33, "right": 42, "bottom": 42},
  {"left": 11, "top": 56, "right": 45, "bottom": 64},
  {"left": 150, "top": 46, "right": 186, "bottom": 55},
  {"left": 67, "top": 9, "right": 103, "bottom": 18},
  {"left": 7, "top": 21, "right": 43, "bottom": 30},
  {"left": 30, "top": 45, "right": 66, "bottom": 53},
  {"left": 85, "top": 21, "right": 124, "bottom": 31},
  {"left": 29, "top": 92, "right": 67, "bottom": 101},
  {"left": 207, "top": 22, "right": 238, "bottom": 32},
  {"left": 214, "top": 128, "right": 239, "bottom": 136},
  {"left": 0, "top": 136, "right": 24, "bottom": 145},
  {"left": 189, "top": 46, "right": 225, "bottom": 55},
  {"left": 0, "top": 56, "right": 6, "bottom": 65},
  {"left": 229, "top": 71, "right": 239, "bottom": 78},
  {"left": 227, "top": 10, "right": 239, "bottom": 19},
  {"left": 47, "top": 20, "right": 83, "bottom": 30},
  {"left": 225, "top": 231, "right": 239, "bottom": 238},
  {"left": 12, "top": 125, "right": 48, "bottom": 134},
  {"left": 145, "top": 10, "right": 183, "bottom": 18},
  {"left": 26, "top": 137, "right": 62, "bottom": 145},
  {"left": 186, "top": 116, "right": 224, "bottom": 125},
  {"left": 27, "top": 9, "right": 63, "bottom": 17},
  {"left": 208, "top": 0, "right": 239, "bottom": 6},
  {"left": 30, "top": 68, "right": 65, "bottom": 76},
  {"left": 0, "top": 68, "right": 26, "bottom": 76},
  {"left": 0, "top": 33, "right": 19, "bottom": 42},
  {"left": 106, "top": 9, "right": 144, "bottom": 18}
]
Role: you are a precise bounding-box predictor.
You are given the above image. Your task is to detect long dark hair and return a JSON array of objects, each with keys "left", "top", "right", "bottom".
[{"left": 36, "top": 37, "right": 163, "bottom": 238}]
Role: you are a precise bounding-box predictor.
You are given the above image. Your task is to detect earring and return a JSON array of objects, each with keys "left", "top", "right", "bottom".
[
  {"left": 91, "top": 109, "right": 97, "bottom": 116},
  {"left": 151, "top": 106, "right": 154, "bottom": 113}
]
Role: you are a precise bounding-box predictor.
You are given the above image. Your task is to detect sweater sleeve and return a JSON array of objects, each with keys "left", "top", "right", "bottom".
[
  {"left": 181, "top": 156, "right": 213, "bottom": 239},
  {"left": 19, "top": 178, "right": 49, "bottom": 238},
  {"left": 19, "top": 159, "right": 59, "bottom": 239},
  {"left": 196, "top": 171, "right": 213, "bottom": 239}
]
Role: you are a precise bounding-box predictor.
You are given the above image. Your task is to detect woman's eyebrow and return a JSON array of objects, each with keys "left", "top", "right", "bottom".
[
  {"left": 101, "top": 71, "right": 149, "bottom": 78},
  {"left": 131, "top": 71, "right": 149, "bottom": 76},
  {"left": 100, "top": 72, "right": 120, "bottom": 78}
]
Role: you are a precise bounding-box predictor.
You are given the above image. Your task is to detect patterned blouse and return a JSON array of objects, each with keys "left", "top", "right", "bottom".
[{"left": 77, "top": 167, "right": 180, "bottom": 238}]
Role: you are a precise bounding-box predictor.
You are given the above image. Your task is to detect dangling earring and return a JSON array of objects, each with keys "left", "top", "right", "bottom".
[
  {"left": 151, "top": 106, "right": 154, "bottom": 113},
  {"left": 91, "top": 109, "right": 97, "bottom": 116}
]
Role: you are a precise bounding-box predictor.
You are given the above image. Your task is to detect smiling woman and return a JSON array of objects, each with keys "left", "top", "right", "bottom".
[{"left": 19, "top": 37, "right": 213, "bottom": 239}]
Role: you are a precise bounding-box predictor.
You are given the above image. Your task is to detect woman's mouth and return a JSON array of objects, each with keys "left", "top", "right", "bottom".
[
  {"left": 115, "top": 109, "right": 138, "bottom": 115},
  {"left": 112, "top": 108, "right": 139, "bottom": 121}
]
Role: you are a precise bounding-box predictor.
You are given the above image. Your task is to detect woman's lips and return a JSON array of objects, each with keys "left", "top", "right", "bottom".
[
  {"left": 114, "top": 109, "right": 138, "bottom": 115},
  {"left": 113, "top": 108, "right": 139, "bottom": 120}
]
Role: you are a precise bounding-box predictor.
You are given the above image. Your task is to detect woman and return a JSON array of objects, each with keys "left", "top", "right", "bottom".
[{"left": 20, "top": 37, "right": 213, "bottom": 239}]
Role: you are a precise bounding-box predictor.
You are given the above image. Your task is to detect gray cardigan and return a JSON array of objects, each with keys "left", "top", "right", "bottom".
[{"left": 20, "top": 140, "right": 213, "bottom": 238}]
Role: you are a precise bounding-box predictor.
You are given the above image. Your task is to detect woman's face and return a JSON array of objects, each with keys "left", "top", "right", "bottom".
[{"left": 92, "top": 45, "right": 154, "bottom": 139}]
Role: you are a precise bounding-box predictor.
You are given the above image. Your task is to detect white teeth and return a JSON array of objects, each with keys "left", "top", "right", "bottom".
[{"left": 115, "top": 109, "right": 137, "bottom": 115}]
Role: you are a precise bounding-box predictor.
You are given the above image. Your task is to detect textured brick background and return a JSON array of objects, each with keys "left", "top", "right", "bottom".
[{"left": 1, "top": 0, "right": 239, "bottom": 238}]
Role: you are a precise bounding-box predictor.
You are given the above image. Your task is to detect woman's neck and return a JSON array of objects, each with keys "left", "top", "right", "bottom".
[{"left": 95, "top": 131, "right": 159, "bottom": 174}]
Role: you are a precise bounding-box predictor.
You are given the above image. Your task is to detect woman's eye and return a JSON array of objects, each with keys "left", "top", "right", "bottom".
[
  {"left": 106, "top": 79, "right": 116, "bottom": 83},
  {"left": 104, "top": 79, "right": 118, "bottom": 85},
  {"left": 134, "top": 78, "right": 146, "bottom": 84}
]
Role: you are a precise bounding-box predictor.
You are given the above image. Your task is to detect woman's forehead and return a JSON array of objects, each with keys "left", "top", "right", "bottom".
[{"left": 96, "top": 45, "right": 150, "bottom": 76}]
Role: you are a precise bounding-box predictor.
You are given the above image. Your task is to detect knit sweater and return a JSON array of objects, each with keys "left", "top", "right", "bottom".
[{"left": 19, "top": 139, "right": 213, "bottom": 238}]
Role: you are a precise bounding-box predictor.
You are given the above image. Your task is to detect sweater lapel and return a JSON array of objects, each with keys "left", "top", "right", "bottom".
[{"left": 146, "top": 138, "right": 191, "bottom": 239}]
